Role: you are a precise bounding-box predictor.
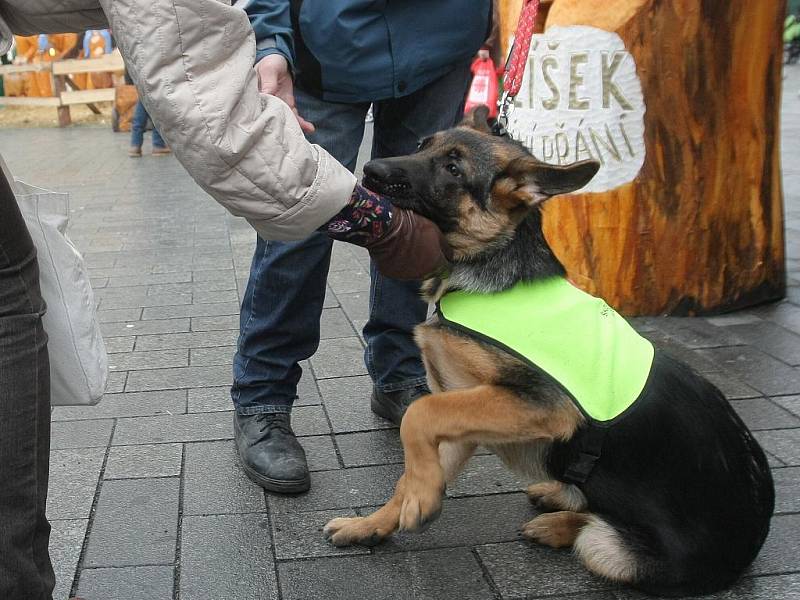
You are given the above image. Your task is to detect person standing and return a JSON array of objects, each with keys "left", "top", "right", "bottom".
[
  {"left": 129, "top": 100, "right": 171, "bottom": 157},
  {"left": 1, "top": 1, "right": 453, "bottom": 596},
  {"left": 232, "top": 0, "right": 492, "bottom": 493}
]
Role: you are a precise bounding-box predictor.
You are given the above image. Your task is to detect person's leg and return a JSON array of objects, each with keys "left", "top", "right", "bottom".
[
  {"left": 129, "top": 100, "right": 146, "bottom": 155},
  {"left": 150, "top": 120, "right": 169, "bottom": 153},
  {"left": 231, "top": 88, "right": 369, "bottom": 492},
  {"left": 0, "top": 169, "right": 54, "bottom": 599},
  {"left": 366, "top": 64, "right": 473, "bottom": 424}
]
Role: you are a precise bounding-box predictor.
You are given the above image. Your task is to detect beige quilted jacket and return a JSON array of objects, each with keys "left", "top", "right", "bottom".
[{"left": 0, "top": 0, "right": 356, "bottom": 240}]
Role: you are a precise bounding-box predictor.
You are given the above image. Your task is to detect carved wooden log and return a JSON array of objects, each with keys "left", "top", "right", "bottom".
[{"left": 503, "top": 0, "right": 786, "bottom": 315}]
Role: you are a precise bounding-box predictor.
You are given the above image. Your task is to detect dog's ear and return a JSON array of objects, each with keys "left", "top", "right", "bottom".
[
  {"left": 495, "top": 156, "right": 600, "bottom": 206},
  {"left": 459, "top": 105, "right": 492, "bottom": 133}
]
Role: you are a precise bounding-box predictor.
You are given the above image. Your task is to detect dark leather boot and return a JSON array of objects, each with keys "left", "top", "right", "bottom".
[
  {"left": 370, "top": 384, "right": 431, "bottom": 426},
  {"left": 234, "top": 412, "right": 310, "bottom": 493}
]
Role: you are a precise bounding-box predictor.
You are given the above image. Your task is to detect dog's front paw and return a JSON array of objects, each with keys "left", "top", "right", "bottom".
[
  {"left": 398, "top": 479, "right": 444, "bottom": 532},
  {"left": 323, "top": 517, "right": 388, "bottom": 547}
]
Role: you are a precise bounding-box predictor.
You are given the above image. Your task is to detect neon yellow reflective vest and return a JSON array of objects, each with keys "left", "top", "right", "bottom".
[{"left": 437, "top": 277, "right": 654, "bottom": 424}]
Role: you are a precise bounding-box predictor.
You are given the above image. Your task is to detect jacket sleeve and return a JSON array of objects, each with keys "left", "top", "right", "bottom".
[
  {"left": 97, "top": 0, "right": 355, "bottom": 241},
  {"left": 244, "top": 0, "right": 295, "bottom": 68}
]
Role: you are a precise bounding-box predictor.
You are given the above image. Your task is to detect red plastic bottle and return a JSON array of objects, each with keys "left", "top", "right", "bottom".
[{"left": 464, "top": 56, "right": 500, "bottom": 119}]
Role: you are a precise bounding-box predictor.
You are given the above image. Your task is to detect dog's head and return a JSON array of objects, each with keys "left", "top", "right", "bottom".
[{"left": 362, "top": 106, "right": 600, "bottom": 260}]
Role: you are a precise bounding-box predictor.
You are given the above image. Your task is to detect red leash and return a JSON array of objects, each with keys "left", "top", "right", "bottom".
[{"left": 497, "top": 0, "right": 540, "bottom": 130}]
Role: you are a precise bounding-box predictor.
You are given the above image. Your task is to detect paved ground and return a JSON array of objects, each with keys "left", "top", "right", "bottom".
[{"left": 1, "top": 66, "right": 799, "bottom": 600}]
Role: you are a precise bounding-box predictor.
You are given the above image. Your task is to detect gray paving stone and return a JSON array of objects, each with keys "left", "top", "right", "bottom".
[
  {"left": 142, "top": 300, "right": 239, "bottom": 320},
  {"left": 107, "top": 272, "right": 192, "bottom": 287},
  {"left": 323, "top": 284, "right": 339, "bottom": 308},
  {"left": 703, "top": 370, "right": 762, "bottom": 400},
  {"left": 133, "top": 329, "right": 238, "bottom": 351},
  {"left": 772, "top": 467, "right": 800, "bottom": 515},
  {"left": 279, "top": 548, "right": 494, "bottom": 600},
  {"left": 476, "top": 540, "right": 611, "bottom": 598},
  {"left": 107, "top": 348, "right": 189, "bottom": 372},
  {"left": 125, "top": 365, "right": 231, "bottom": 392},
  {"left": 756, "top": 301, "right": 800, "bottom": 335},
  {"left": 319, "top": 375, "right": 396, "bottom": 433},
  {"left": 726, "top": 321, "right": 800, "bottom": 366},
  {"left": 773, "top": 394, "right": 800, "bottom": 417},
  {"left": 52, "top": 389, "right": 187, "bottom": 421},
  {"left": 270, "top": 508, "right": 369, "bottom": 560},
  {"left": 697, "top": 346, "right": 800, "bottom": 397},
  {"left": 754, "top": 429, "right": 800, "bottom": 466},
  {"left": 103, "top": 336, "right": 136, "bottom": 353},
  {"left": 191, "top": 314, "right": 239, "bottom": 331},
  {"left": 376, "top": 493, "right": 534, "bottom": 554},
  {"left": 188, "top": 386, "right": 233, "bottom": 413},
  {"left": 336, "top": 291, "right": 370, "bottom": 323},
  {"left": 296, "top": 360, "right": 322, "bottom": 405},
  {"left": 730, "top": 398, "right": 800, "bottom": 431},
  {"left": 189, "top": 345, "right": 235, "bottom": 366},
  {"left": 47, "top": 448, "right": 105, "bottom": 520},
  {"left": 76, "top": 566, "right": 174, "bottom": 600},
  {"left": 320, "top": 307, "right": 357, "bottom": 339},
  {"left": 100, "top": 292, "right": 194, "bottom": 310},
  {"left": 643, "top": 331, "right": 721, "bottom": 373},
  {"left": 104, "top": 443, "right": 183, "bottom": 479},
  {"left": 748, "top": 514, "right": 800, "bottom": 576},
  {"left": 193, "top": 288, "right": 240, "bottom": 304},
  {"left": 310, "top": 337, "right": 367, "bottom": 379},
  {"left": 300, "top": 435, "right": 341, "bottom": 472},
  {"left": 96, "top": 307, "right": 143, "bottom": 323},
  {"left": 49, "top": 519, "right": 88, "bottom": 600},
  {"left": 268, "top": 464, "right": 403, "bottom": 513},
  {"left": 326, "top": 267, "right": 371, "bottom": 294},
  {"left": 291, "top": 405, "right": 331, "bottom": 437},
  {"left": 50, "top": 419, "right": 113, "bottom": 450},
  {"left": 180, "top": 513, "right": 278, "bottom": 600},
  {"left": 113, "top": 411, "right": 232, "bottom": 445},
  {"left": 336, "top": 429, "right": 404, "bottom": 467},
  {"left": 654, "top": 317, "right": 745, "bottom": 349},
  {"left": 101, "top": 371, "right": 127, "bottom": 395},
  {"left": 447, "top": 454, "right": 526, "bottom": 498},
  {"left": 191, "top": 268, "right": 237, "bottom": 283},
  {"left": 83, "top": 478, "right": 179, "bottom": 568},
  {"left": 101, "top": 317, "right": 190, "bottom": 337},
  {"left": 183, "top": 440, "right": 265, "bottom": 515}
]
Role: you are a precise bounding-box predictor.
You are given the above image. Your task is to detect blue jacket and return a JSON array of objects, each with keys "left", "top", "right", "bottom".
[{"left": 245, "top": 0, "right": 492, "bottom": 103}]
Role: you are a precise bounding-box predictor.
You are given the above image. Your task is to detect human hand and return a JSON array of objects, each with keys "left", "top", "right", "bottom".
[
  {"left": 255, "top": 53, "right": 315, "bottom": 134},
  {"left": 367, "top": 204, "right": 452, "bottom": 280},
  {"left": 478, "top": 49, "right": 491, "bottom": 60}
]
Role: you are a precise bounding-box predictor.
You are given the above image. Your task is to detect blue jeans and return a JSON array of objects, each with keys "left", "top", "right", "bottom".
[
  {"left": 232, "top": 65, "right": 471, "bottom": 414},
  {"left": 130, "top": 101, "right": 166, "bottom": 149}
]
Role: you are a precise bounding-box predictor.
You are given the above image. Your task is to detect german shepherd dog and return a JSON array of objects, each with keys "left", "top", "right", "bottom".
[{"left": 323, "top": 108, "right": 774, "bottom": 597}]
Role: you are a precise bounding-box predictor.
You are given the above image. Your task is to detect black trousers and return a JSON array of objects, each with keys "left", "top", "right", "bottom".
[{"left": 0, "top": 166, "right": 54, "bottom": 599}]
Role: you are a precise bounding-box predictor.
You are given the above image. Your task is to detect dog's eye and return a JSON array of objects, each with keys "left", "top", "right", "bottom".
[{"left": 446, "top": 164, "right": 461, "bottom": 177}]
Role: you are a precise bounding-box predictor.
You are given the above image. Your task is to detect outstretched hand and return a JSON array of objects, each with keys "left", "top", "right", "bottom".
[{"left": 255, "top": 54, "right": 315, "bottom": 134}]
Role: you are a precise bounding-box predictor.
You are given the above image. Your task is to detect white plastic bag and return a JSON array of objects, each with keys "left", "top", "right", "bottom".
[{"left": 15, "top": 180, "right": 108, "bottom": 406}]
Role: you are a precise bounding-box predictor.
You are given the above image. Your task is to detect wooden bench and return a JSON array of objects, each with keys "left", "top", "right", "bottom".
[{"left": 0, "top": 50, "right": 124, "bottom": 126}]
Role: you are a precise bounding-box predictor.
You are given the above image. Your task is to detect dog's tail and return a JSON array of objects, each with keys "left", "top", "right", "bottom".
[{"left": 573, "top": 515, "right": 746, "bottom": 597}]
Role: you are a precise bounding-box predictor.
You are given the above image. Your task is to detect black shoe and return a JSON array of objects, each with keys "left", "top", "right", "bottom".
[
  {"left": 234, "top": 412, "right": 310, "bottom": 493},
  {"left": 370, "top": 384, "right": 431, "bottom": 426}
]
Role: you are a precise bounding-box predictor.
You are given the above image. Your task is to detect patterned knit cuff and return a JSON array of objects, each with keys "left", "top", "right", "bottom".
[{"left": 321, "top": 184, "right": 394, "bottom": 246}]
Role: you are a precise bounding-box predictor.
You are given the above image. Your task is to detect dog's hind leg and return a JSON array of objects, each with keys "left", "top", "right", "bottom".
[
  {"left": 521, "top": 510, "right": 589, "bottom": 548},
  {"left": 527, "top": 481, "right": 587, "bottom": 512}
]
